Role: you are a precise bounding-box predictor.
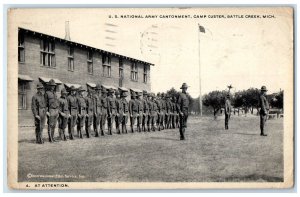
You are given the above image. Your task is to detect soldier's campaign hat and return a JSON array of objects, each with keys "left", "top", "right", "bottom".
[
  {"left": 143, "top": 90, "right": 148, "bottom": 95},
  {"left": 261, "top": 86, "right": 268, "bottom": 92},
  {"left": 121, "top": 91, "right": 128, "bottom": 97},
  {"left": 108, "top": 88, "right": 115, "bottom": 94},
  {"left": 61, "top": 88, "right": 68, "bottom": 94},
  {"left": 226, "top": 94, "right": 230, "bottom": 98},
  {"left": 137, "top": 91, "right": 142, "bottom": 97},
  {"left": 131, "top": 91, "right": 136, "bottom": 97},
  {"left": 95, "top": 83, "right": 102, "bottom": 90},
  {"left": 157, "top": 92, "right": 161, "bottom": 96},
  {"left": 78, "top": 87, "right": 85, "bottom": 92},
  {"left": 70, "top": 85, "right": 76, "bottom": 91},
  {"left": 48, "top": 79, "right": 56, "bottom": 86},
  {"left": 36, "top": 82, "right": 44, "bottom": 89},
  {"left": 161, "top": 92, "right": 165, "bottom": 97},
  {"left": 115, "top": 90, "right": 120, "bottom": 95},
  {"left": 180, "top": 82, "right": 189, "bottom": 89}
]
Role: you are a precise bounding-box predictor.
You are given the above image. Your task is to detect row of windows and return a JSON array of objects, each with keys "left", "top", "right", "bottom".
[{"left": 18, "top": 35, "right": 149, "bottom": 83}]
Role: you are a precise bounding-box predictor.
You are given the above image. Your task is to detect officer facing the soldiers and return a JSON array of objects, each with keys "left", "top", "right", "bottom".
[
  {"left": 115, "top": 90, "right": 122, "bottom": 134},
  {"left": 67, "top": 86, "right": 78, "bottom": 140},
  {"left": 259, "top": 86, "right": 269, "bottom": 136},
  {"left": 77, "top": 87, "right": 86, "bottom": 138},
  {"left": 107, "top": 88, "right": 117, "bottom": 135},
  {"left": 129, "top": 91, "right": 138, "bottom": 133},
  {"left": 31, "top": 82, "right": 46, "bottom": 144},
  {"left": 93, "top": 84, "right": 102, "bottom": 137},
  {"left": 44, "top": 79, "right": 59, "bottom": 143},
  {"left": 142, "top": 90, "right": 149, "bottom": 132},
  {"left": 85, "top": 87, "right": 95, "bottom": 138},
  {"left": 177, "top": 83, "right": 190, "bottom": 140},
  {"left": 119, "top": 89, "right": 129, "bottom": 134},
  {"left": 136, "top": 91, "right": 143, "bottom": 132},
  {"left": 58, "top": 88, "right": 70, "bottom": 141},
  {"left": 100, "top": 88, "right": 108, "bottom": 136},
  {"left": 224, "top": 94, "right": 232, "bottom": 130}
]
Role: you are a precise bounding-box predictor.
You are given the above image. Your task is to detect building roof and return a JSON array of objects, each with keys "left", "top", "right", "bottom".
[{"left": 19, "top": 27, "right": 154, "bottom": 66}]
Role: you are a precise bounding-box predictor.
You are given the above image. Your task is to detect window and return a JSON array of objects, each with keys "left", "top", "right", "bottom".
[
  {"left": 87, "top": 50, "right": 93, "bottom": 74},
  {"left": 102, "top": 54, "right": 111, "bottom": 77},
  {"left": 68, "top": 46, "right": 74, "bottom": 71},
  {"left": 40, "top": 39, "right": 55, "bottom": 67},
  {"left": 18, "top": 81, "right": 27, "bottom": 109},
  {"left": 18, "top": 31, "right": 25, "bottom": 62},
  {"left": 131, "top": 62, "right": 138, "bottom": 81},
  {"left": 119, "top": 59, "right": 124, "bottom": 79},
  {"left": 143, "top": 64, "right": 148, "bottom": 83}
]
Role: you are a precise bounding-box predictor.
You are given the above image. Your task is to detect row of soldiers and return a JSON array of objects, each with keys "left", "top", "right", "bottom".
[{"left": 31, "top": 79, "right": 189, "bottom": 144}]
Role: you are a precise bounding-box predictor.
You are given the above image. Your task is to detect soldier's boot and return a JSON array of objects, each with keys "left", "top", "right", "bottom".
[
  {"left": 116, "top": 125, "right": 120, "bottom": 134},
  {"left": 95, "top": 128, "right": 99, "bottom": 137},
  {"left": 108, "top": 126, "right": 112, "bottom": 135},
  {"left": 79, "top": 128, "right": 83, "bottom": 138},
  {"left": 260, "top": 129, "right": 267, "bottom": 136},
  {"left": 62, "top": 130, "right": 67, "bottom": 141},
  {"left": 131, "top": 125, "right": 134, "bottom": 133},
  {"left": 86, "top": 127, "right": 90, "bottom": 138},
  {"left": 148, "top": 125, "right": 151, "bottom": 132},
  {"left": 51, "top": 127, "right": 57, "bottom": 142},
  {"left": 48, "top": 129, "right": 54, "bottom": 143}
]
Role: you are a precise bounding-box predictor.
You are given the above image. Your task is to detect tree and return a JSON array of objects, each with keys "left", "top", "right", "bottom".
[
  {"left": 202, "top": 90, "right": 229, "bottom": 117},
  {"left": 269, "top": 90, "right": 284, "bottom": 110}
]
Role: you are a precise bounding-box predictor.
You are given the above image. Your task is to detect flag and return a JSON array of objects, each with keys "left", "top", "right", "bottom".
[{"left": 198, "top": 24, "right": 205, "bottom": 33}]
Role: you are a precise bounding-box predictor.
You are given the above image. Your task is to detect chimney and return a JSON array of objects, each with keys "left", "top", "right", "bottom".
[{"left": 65, "top": 21, "right": 71, "bottom": 41}]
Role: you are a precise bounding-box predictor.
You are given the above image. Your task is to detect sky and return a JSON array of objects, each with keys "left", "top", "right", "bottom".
[{"left": 10, "top": 8, "right": 293, "bottom": 97}]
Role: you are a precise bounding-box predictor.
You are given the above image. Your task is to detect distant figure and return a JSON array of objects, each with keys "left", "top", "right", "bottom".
[
  {"left": 259, "top": 86, "right": 269, "bottom": 136},
  {"left": 177, "top": 83, "right": 190, "bottom": 140},
  {"left": 224, "top": 94, "right": 232, "bottom": 130},
  {"left": 31, "top": 82, "right": 46, "bottom": 144}
]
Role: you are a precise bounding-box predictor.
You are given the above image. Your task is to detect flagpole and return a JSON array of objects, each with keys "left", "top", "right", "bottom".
[{"left": 198, "top": 24, "right": 202, "bottom": 116}]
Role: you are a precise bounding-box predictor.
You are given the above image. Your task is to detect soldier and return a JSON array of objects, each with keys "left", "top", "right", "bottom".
[
  {"left": 100, "top": 88, "right": 108, "bottom": 136},
  {"left": 177, "top": 83, "right": 190, "bottom": 140},
  {"left": 259, "top": 86, "right": 269, "bottom": 136},
  {"left": 107, "top": 88, "right": 116, "bottom": 135},
  {"left": 115, "top": 90, "right": 121, "bottom": 134},
  {"left": 67, "top": 86, "right": 78, "bottom": 140},
  {"left": 44, "top": 79, "right": 59, "bottom": 142},
  {"left": 224, "top": 94, "right": 232, "bottom": 130},
  {"left": 160, "top": 93, "right": 166, "bottom": 130},
  {"left": 58, "top": 88, "right": 70, "bottom": 141},
  {"left": 76, "top": 87, "right": 86, "bottom": 138},
  {"left": 165, "top": 94, "right": 172, "bottom": 129},
  {"left": 119, "top": 89, "right": 129, "bottom": 134},
  {"left": 172, "top": 96, "right": 178, "bottom": 129},
  {"left": 155, "top": 93, "right": 162, "bottom": 131},
  {"left": 85, "top": 87, "right": 95, "bottom": 138},
  {"left": 142, "top": 91, "right": 149, "bottom": 132},
  {"left": 136, "top": 91, "right": 143, "bottom": 132},
  {"left": 150, "top": 93, "right": 158, "bottom": 131},
  {"left": 93, "top": 84, "right": 102, "bottom": 137},
  {"left": 31, "top": 82, "right": 46, "bottom": 144},
  {"left": 129, "top": 91, "right": 138, "bottom": 133},
  {"left": 146, "top": 92, "right": 152, "bottom": 132}
]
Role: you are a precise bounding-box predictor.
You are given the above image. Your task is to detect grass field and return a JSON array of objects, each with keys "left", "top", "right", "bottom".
[{"left": 18, "top": 115, "right": 283, "bottom": 182}]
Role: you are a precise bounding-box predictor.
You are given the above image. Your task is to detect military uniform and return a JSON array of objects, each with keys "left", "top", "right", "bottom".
[
  {"left": 225, "top": 95, "right": 232, "bottom": 130},
  {"left": 160, "top": 93, "right": 166, "bottom": 130},
  {"left": 85, "top": 90, "right": 94, "bottom": 138},
  {"left": 119, "top": 90, "right": 129, "bottom": 134},
  {"left": 31, "top": 83, "right": 46, "bottom": 144},
  {"left": 177, "top": 83, "right": 190, "bottom": 140},
  {"left": 67, "top": 86, "right": 78, "bottom": 140},
  {"left": 150, "top": 94, "right": 158, "bottom": 131},
  {"left": 77, "top": 87, "right": 86, "bottom": 138},
  {"left": 129, "top": 92, "right": 138, "bottom": 133},
  {"left": 165, "top": 95, "right": 172, "bottom": 129},
  {"left": 106, "top": 89, "right": 116, "bottom": 135},
  {"left": 93, "top": 84, "right": 102, "bottom": 137},
  {"left": 141, "top": 91, "right": 149, "bottom": 132},
  {"left": 44, "top": 79, "right": 59, "bottom": 142},
  {"left": 259, "top": 86, "right": 269, "bottom": 136},
  {"left": 155, "top": 93, "right": 162, "bottom": 131},
  {"left": 100, "top": 89, "right": 108, "bottom": 136},
  {"left": 114, "top": 90, "right": 121, "bottom": 134},
  {"left": 58, "top": 88, "right": 70, "bottom": 141},
  {"left": 136, "top": 92, "right": 143, "bottom": 132}
]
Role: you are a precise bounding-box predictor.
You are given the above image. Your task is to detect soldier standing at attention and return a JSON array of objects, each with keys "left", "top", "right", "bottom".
[
  {"left": 100, "top": 88, "right": 108, "bottom": 136},
  {"left": 224, "top": 94, "right": 232, "bottom": 130},
  {"left": 146, "top": 92, "right": 152, "bottom": 132},
  {"left": 67, "top": 86, "right": 78, "bottom": 140},
  {"left": 141, "top": 91, "right": 149, "bottom": 132},
  {"left": 107, "top": 88, "right": 116, "bottom": 135},
  {"left": 129, "top": 91, "right": 138, "bottom": 133},
  {"left": 93, "top": 84, "right": 102, "bottom": 137},
  {"left": 151, "top": 93, "right": 158, "bottom": 131},
  {"left": 136, "top": 91, "right": 143, "bottom": 132},
  {"left": 31, "top": 83, "right": 46, "bottom": 144},
  {"left": 58, "top": 88, "right": 70, "bottom": 141},
  {"left": 160, "top": 93, "right": 167, "bottom": 130},
  {"left": 85, "top": 88, "right": 95, "bottom": 138},
  {"left": 165, "top": 94, "right": 172, "bottom": 129},
  {"left": 44, "top": 79, "right": 59, "bottom": 143},
  {"left": 172, "top": 96, "right": 178, "bottom": 129},
  {"left": 119, "top": 89, "right": 129, "bottom": 134},
  {"left": 155, "top": 93, "right": 162, "bottom": 131},
  {"left": 76, "top": 87, "right": 86, "bottom": 138},
  {"left": 115, "top": 90, "right": 121, "bottom": 134},
  {"left": 259, "top": 86, "right": 269, "bottom": 136},
  {"left": 177, "top": 83, "right": 190, "bottom": 140}
]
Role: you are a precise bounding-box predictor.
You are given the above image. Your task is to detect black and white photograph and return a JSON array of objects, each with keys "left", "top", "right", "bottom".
[{"left": 7, "top": 7, "right": 294, "bottom": 189}]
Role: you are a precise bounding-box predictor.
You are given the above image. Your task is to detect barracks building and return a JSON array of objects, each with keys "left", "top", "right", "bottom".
[{"left": 18, "top": 27, "right": 154, "bottom": 126}]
